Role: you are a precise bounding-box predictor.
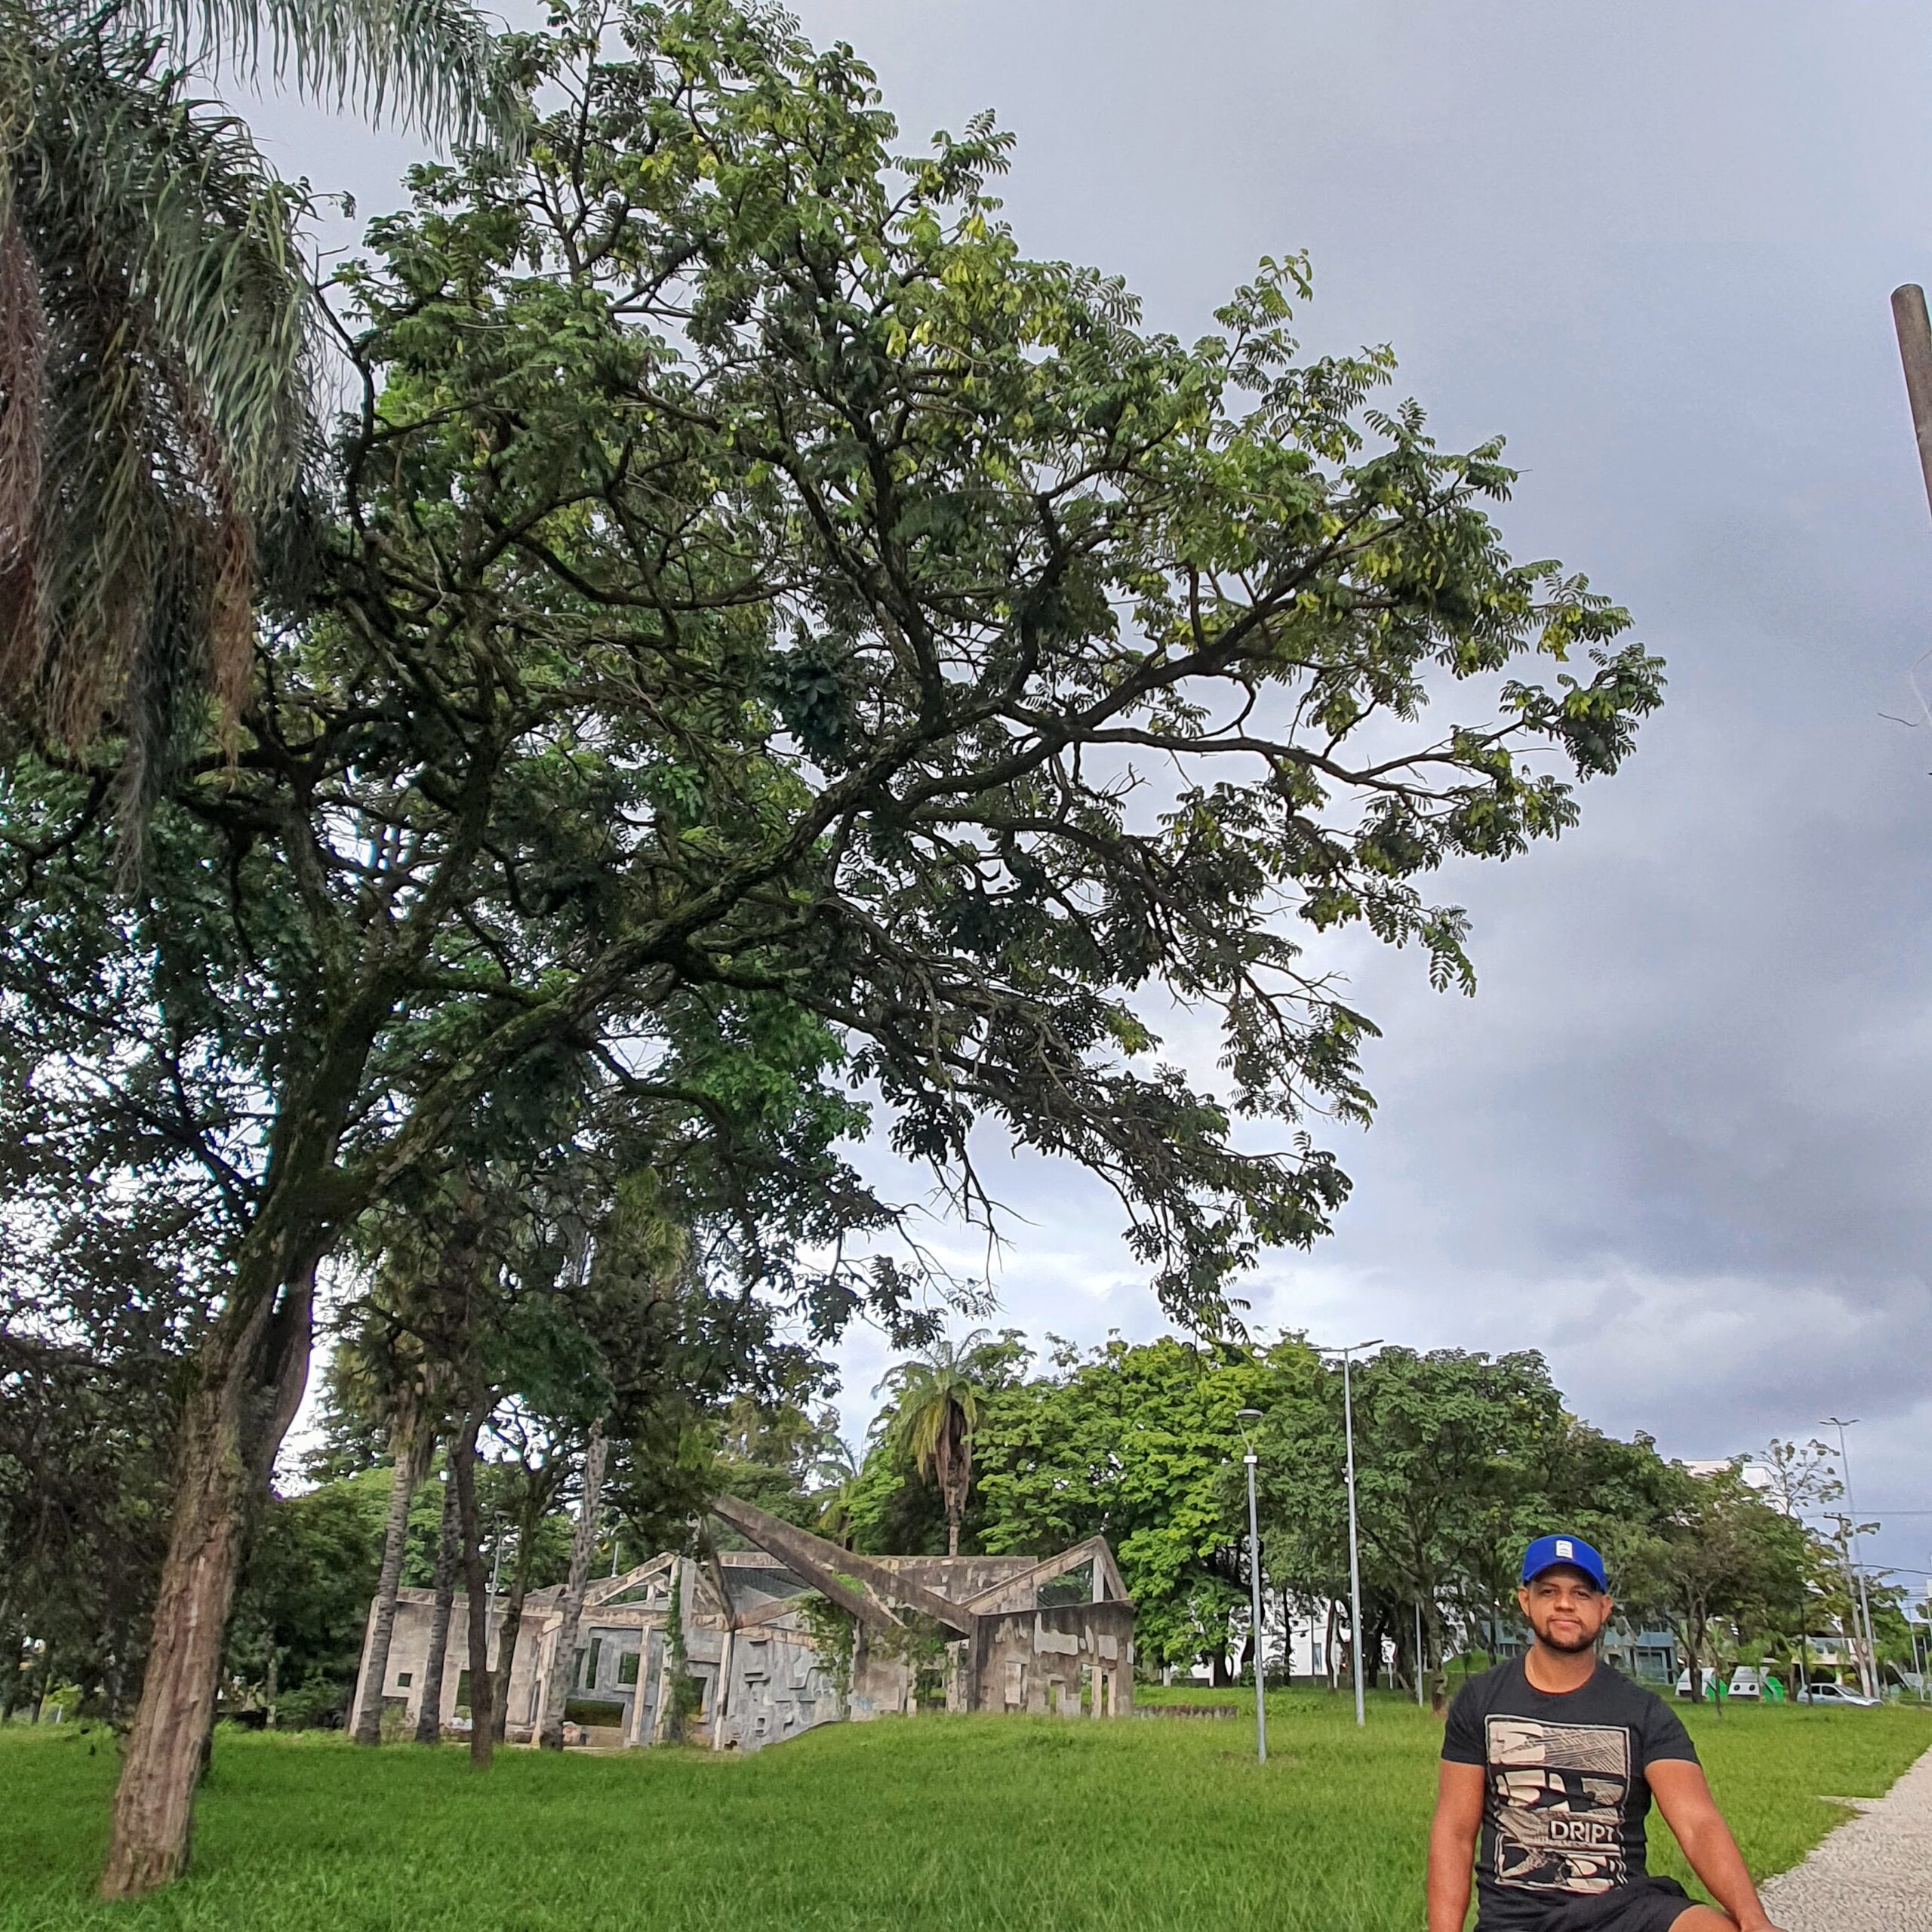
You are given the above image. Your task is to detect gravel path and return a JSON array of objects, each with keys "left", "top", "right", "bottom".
[{"left": 1758, "top": 1743, "right": 1932, "bottom": 1930}]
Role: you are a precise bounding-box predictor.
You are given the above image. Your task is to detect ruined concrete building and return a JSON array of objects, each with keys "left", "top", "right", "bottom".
[{"left": 349, "top": 1494, "right": 1135, "bottom": 1751}]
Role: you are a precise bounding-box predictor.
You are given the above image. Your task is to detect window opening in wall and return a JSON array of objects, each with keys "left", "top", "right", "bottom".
[
  {"left": 619, "top": 1651, "right": 641, "bottom": 1686},
  {"left": 455, "top": 1671, "right": 472, "bottom": 1716},
  {"left": 573, "top": 1647, "right": 588, "bottom": 1690},
  {"left": 396, "top": 1671, "right": 413, "bottom": 1688},
  {"left": 586, "top": 1637, "right": 603, "bottom": 1687},
  {"left": 1038, "top": 1558, "right": 1096, "bottom": 1607}
]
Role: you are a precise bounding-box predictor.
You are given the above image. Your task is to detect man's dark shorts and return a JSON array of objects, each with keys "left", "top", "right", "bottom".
[{"left": 1540, "top": 1876, "right": 1697, "bottom": 1932}]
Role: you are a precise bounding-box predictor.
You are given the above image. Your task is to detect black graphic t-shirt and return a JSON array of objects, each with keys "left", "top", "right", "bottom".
[{"left": 1442, "top": 1657, "right": 1699, "bottom": 1929}]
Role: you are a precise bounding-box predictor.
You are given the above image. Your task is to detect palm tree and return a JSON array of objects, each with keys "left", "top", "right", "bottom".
[
  {"left": 0, "top": 0, "right": 501, "bottom": 820},
  {"left": 805, "top": 1422, "right": 860, "bottom": 1548},
  {"left": 873, "top": 1333, "right": 1012, "bottom": 1558}
]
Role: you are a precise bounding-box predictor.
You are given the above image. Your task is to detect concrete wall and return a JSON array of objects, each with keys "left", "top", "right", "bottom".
[
  {"left": 972, "top": 1601, "right": 1135, "bottom": 1718},
  {"left": 349, "top": 1588, "right": 662, "bottom": 1743},
  {"left": 352, "top": 1542, "right": 1138, "bottom": 1752}
]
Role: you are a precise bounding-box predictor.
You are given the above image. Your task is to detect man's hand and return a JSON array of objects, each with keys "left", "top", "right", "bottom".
[
  {"left": 1426, "top": 1761, "right": 1484, "bottom": 1932},
  {"left": 1647, "top": 1758, "right": 1789, "bottom": 1932}
]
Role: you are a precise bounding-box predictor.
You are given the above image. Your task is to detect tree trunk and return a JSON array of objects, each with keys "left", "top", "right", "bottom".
[
  {"left": 28, "top": 1641, "right": 53, "bottom": 1722},
  {"left": 537, "top": 1423, "right": 608, "bottom": 1750},
  {"left": 946, "top": 1506, "right": 961, "bottom": 1558},
  {"left": 0, "top": 1606, "right": 17, "bottom": 1724},
  {"left": 100, "top": 1260, "right": 313, "bottom": 1900},
  {"left": 352, "top": 1417, "right": 430, "bottom": 1746},
  {"left": 414, "top": 1473, "right": 460, "bottom": 1745},
  {"left": 448, "top": 1411, "right": 494, "bottom": 1770},
  {"left": 103, "top": 1641, "right": 128, "bottom": 1727},
  {"left": 491, "top": 1516, "right": 537, "bottom": 1744},
  {"left": 1681, "top": 1615, "right": 1701, "bottom": 1703}
]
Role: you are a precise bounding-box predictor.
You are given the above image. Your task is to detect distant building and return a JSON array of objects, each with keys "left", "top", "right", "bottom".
[
  {"left": 349, "top": 1494, "right": 1135, "bottom": 1750},
  {"left": 1679, "top": 1459, "right": 1774, "bottom": 1492},
  {"left": 1470, "top": 1615, "right": 1678, "bottom": 1685}
]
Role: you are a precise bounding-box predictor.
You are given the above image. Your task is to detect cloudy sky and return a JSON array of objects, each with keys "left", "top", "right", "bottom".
[{"left": 264, "top": 3, "right": 1932, "bottom": 1583}]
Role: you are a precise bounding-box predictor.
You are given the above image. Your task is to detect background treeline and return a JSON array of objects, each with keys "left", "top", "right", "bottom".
[
  {"left": 7, "top": 1314, "right": 1902, "bottom": 1730},
  {"left": 826, "top": 1334, "right": 1903, "bottom": 1700}
]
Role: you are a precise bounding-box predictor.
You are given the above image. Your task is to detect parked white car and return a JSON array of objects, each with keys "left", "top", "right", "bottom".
[
  {"left": 1673, "top": 1666, "right": 1765, "bottom": 1699},
  {"left": 1795, "top": 1681, "right": 1880, "bottom": 1707}
]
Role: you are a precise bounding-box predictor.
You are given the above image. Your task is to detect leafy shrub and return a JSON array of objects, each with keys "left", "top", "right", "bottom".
[{"left": 272, "top": 1678, "right": 349, "bottom": 1730}]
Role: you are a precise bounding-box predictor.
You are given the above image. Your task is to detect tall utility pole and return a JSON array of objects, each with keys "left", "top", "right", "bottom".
[
  {"left": 1320, "top": 1339, "right": 1383, "bottom": 1728},
  {"left": 1236, "top": 1408, "right": 1267, "bottom": 1764},
  {"left": 1891, "top": 285, "right": 1932, "bottom": 519},
  {"left": 1824, "top": 1417, "right": 1879, "bottom": 1699}
]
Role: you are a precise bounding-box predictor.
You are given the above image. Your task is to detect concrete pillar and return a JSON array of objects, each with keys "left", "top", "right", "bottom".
[
  {"left": 347, "top": 1601, "right": 380, "bottom": 1737},
  {"left": 712, "top": 1629, "right": 734, "bottom": 1750}
]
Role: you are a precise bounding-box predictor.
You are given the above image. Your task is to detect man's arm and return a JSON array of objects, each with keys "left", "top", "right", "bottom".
[
  {"left": 1426, "top": 1760, "right": 1484, "bottom": 1932},
  {"left": 1647, "top": 1758, "right": 1787, "bottom": 1932}
]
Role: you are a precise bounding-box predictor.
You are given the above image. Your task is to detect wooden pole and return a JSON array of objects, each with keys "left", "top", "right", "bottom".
[{"left": 1890, "top": 285, "right": 1932, "bottom": 520}]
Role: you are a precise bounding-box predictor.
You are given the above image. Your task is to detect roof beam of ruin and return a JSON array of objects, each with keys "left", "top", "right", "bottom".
[
  {"left": 706, "top": 1495, "right": 915, "bottom": 1634},
  {"left": 959, "top": 1537, "right": 1130, "bottom": 1612},
  {"left": 585, "top": 1552, "right": 677, "bottom": 1609}
]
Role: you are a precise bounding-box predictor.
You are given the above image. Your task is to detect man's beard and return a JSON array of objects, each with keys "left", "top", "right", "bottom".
[{"left": 1536, "top": 1626, "right": 1599, "bottom": 1657}]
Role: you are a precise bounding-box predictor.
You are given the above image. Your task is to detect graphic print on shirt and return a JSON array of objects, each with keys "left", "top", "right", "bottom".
[{"left": 1485, "top": 1715, "right": 1632, "bottom": 1895}]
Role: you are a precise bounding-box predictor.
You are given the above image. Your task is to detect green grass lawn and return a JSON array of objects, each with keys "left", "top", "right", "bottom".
[{"left": 1, "top": 1694, "right": 1924, "bottom": 1932}]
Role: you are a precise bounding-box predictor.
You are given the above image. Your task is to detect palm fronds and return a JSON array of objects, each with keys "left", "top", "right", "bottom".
[
  {"left": 0, "top": 14, "right": 316, "bottom": 782},
  {"left": 51, "top": 0, "right": 504, "bottom": 143},
  {"left": 0, "top": 0, "right": 507, "bottom": 809}
]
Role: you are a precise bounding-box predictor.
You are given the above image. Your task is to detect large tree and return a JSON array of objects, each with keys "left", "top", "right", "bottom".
[
  {"left": 1617, "top": 1461, "right": 1809, "bottom": 1710},
  {"left": 1, "top": 0, "right": 1659, "bottom": 1894},
  {"left": 967, "top": 1335, "right": 1292, "bottom": 1672},
  {"left": 1253, "top": 1347, "right": 1573, "bottom": 1681}
]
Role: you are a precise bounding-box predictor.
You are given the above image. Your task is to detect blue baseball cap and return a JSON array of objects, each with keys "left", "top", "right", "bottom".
[{"left": 1521, "top": 1534, "right": 1607, "bottom": 1592}]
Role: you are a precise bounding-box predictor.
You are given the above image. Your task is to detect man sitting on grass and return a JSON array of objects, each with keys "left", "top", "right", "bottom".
[{"left": 1426, "top": 1535, "right": 1788, "bottom": 1932}]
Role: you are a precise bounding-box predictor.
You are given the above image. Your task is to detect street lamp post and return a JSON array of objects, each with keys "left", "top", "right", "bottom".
[
  {"left": 1235, "top": 1408, "right": 1267, "bottom": 1764},
  {"left": 1823, "top": 1417, "right": 1880, "bottom": 1699},
  {"left": 1319, "top": 1338, "right": 1383, "bottom": 1728}
]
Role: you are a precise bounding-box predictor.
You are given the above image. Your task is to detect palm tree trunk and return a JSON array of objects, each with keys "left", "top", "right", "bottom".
[
  {"left": 537, "top": 1423, "right": 607, "bottom": 1751},
  {"left": 100, "top": 1257, "right": 312, "bottom": 1899},
  {"left": 414, "top": 1469, "right": 460, "bottom": 1745},
  {"left": 352, "top": 1417, "right": 429, "bottom": 1746},
  {"left": 448, "top": 1410, "right": 493, "bottom": 1769}
]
